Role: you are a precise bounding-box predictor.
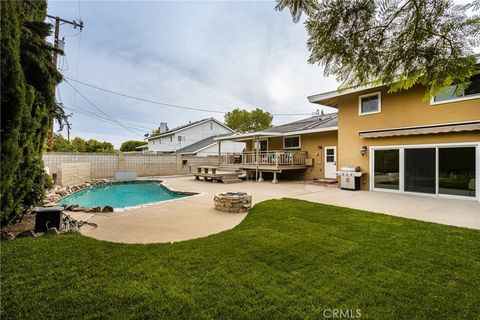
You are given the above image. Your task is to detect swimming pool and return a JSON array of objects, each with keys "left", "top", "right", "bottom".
[{"left": 59, "top": 181, "right": 189, "bottom": 210}]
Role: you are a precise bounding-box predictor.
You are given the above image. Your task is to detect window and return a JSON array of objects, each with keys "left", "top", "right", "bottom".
[
  {"left": 178, "top": 136, "right": 185, "bottom": 142},
  {"left": 359, "top": 92, "right": 381, "bottom": 115},
  {"left": 253, "top": 139, "right": 268, "bottom": 151},
  {"left": 325, "top": 148, "right": 335, "bottom": 163},
  {"left": 374, "top": 149, "right": 400, "bottom": 190},
  {"left": 432, "top": 74, "right": 480, "bottom": 104},
  {"left": 283, "top": 136, "right": 300, "bottom": 149},
  {"left": 210, "top": 122, "right": 213, "bottom": 130},
  {"left": 170, "top": 136, "right": 173, "bottom": 142}
]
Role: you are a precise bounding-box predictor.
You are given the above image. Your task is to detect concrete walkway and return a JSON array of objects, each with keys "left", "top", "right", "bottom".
[{"left": 73, "top": 176, "right": 480, "bottom": 244}]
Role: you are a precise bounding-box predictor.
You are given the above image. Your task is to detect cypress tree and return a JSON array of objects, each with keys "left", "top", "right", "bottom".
[{"left": 1, "top": 1, "right": 63, "bottom": 224}]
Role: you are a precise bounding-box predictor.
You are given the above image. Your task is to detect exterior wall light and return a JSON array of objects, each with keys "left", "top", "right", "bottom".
[{"left": 360, "top": 145, "right": 368, "bottom": 157}]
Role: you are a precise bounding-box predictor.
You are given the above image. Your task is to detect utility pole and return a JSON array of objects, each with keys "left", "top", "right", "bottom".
[{"left": 46, "top": 14, "right": 84, "bottom": 151}]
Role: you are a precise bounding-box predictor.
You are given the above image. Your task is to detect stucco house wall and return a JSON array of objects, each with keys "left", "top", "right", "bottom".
[{"left": 336, "top": 85, "right": 480, "bottom": 190}]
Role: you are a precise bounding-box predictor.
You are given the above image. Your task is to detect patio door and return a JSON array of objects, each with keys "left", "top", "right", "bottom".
[{"left": 324, "top": 146, "right": 337, "bottom": 179}]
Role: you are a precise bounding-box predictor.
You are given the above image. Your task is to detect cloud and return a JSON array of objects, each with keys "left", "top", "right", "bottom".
[{"left": 49, "top": 1, "right": 338, "bottom": 147}]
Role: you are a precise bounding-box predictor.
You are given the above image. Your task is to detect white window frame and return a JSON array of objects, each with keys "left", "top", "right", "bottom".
[
  {"left": 178, "top": 135, "right": 185, "bottom": 142},
  {"left": 283, "top": 135, "right": 301, "bottom": 149},
  {"left": 430, "top": 94, "right": 480, "bottom": 106},
  {"left": 370, "top": 142, "right": 480, "bottom": 201},
  {"left": 253, "top": 139, "right": 268, "bottom": 151},
  {"left": 358, "top": 91, "right": 382, "bottom": 116}
]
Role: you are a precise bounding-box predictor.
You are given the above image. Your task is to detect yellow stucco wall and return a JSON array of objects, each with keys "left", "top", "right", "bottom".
[
  {"left": 243, "top": 131, "right": 338, "bottom": 180},
  {"left": 337, "top": 86, "right": 480, "bottom": 190}
]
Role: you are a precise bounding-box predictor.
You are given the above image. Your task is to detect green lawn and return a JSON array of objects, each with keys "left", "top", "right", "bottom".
[{"left": 2, "top": 199, "right": 479, "bottom": 319}]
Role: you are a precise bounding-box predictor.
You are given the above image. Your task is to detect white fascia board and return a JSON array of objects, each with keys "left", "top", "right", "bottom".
[{"left": 308, "top": 85, "right": 378, "bottom": 104}]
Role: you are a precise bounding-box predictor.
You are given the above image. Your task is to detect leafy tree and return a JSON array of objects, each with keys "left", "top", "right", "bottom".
[
  {"left": 275, "top": 0, "right": 480, "bottom": 98},
  {"left": 71, "top": 137, "right": 87, "bottom": 152},
  {"left": 52, "top": 134, "right": 76, "bottom": 152},
  {"left": 120, "top": 140, "right": 146, "bottom": 152},
  {"left": 85, "top": 139, "right": 114, "bottom": 153},
  {"left": 224, "top": 108, "right": 273, "bottom": 133},
  {"left": 1, "top": 1, "right": 64, "bottom": 224}
]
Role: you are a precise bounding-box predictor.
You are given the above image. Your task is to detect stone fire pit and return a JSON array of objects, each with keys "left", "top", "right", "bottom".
[{"left": 214, "top": 192, "right": 252, "bottom": 213}]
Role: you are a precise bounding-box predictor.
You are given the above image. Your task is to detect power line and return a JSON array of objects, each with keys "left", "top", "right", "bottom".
[
  {"left": 64, "top": 105, "right": 152, "bottom": 131},
  {"left": 62, "top": 76, "right": 314, "bottom": 116},
  {"left": 64, "top": 103, "right": 154, "bottom": 131},
  {"left": 63, "top": 76, "right": 226, "bottom": 114},
  {"left": 62, "top": 100, "right": 160, "bottom": 126},
  {"left": 64, "top": 79, "right": 144, "bottom": 137}
]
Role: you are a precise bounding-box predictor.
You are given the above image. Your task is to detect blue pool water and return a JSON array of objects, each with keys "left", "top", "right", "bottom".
[{"left": 59, "top": 182, "right": 187, "bottom": 209}]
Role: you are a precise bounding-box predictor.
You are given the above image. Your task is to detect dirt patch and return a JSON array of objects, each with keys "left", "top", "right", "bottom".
[{"left": 1, "top": 213, "right": 36, "bottom": 235}]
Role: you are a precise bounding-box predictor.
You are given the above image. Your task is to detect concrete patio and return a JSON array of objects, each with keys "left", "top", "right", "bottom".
[{"left": 74, "top": 176, "right": 480, "bottom": 244}]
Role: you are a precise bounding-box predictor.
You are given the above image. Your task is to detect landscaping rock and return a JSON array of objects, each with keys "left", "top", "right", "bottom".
[
  {"left": 64, "top": 204, "right": 79, "bottom": 211},
  {"left": 16, "top": 230, "right": 36, "bottom": 238},
  {"left": 102, "top": 206, "right": 114, "bottom": 213},
  {"left": 1, "top": 231, "right": 15, "bottom": 241},
  {"left": 44, "top": 202, "right": 59, "bottom": 207}
]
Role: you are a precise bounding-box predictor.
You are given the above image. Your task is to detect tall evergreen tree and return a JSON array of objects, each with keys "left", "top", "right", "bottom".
[
  {"left": 1, "top": 1, "right": 63, "bottom": 224},
  {"left": 276, "top": 0, "right": 480, "bottom": 98}
]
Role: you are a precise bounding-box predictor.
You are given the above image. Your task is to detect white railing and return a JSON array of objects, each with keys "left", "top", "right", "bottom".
[{"left": 220, "top": 151, "right": 307, "bottom": 167}]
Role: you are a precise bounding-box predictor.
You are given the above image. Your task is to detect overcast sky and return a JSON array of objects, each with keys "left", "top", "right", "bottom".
[{"left": 48, "top": 0, "right": 339, "bottom": 148}]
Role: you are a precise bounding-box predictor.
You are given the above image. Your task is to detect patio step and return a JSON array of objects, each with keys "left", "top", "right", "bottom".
[
  {"left": 222, "top": 178, "right": 243, "bottom": 184},
  {"left": 311, "top": 178, "right": 338, "bottom": 186}
]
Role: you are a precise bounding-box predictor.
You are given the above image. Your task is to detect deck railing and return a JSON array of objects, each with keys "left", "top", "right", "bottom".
[{"left": 220, "top": 151, "right": 307, "bottom": 167}]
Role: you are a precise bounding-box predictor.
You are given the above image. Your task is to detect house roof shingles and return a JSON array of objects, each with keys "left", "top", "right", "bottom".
[
  {"left": 176, "top": 133, "right": 232, "bottom": 154},
  {"left": 265, "top": 113, "right": 338, "bottom": 134}
]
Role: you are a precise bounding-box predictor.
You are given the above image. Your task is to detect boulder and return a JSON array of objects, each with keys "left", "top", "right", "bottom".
[
  {"left": 1, "top": 231, "right": 15, "bottom": 241},
  {"left": 88, "top": 206, "right": 101, "bottom": 213},
  {"left": 64, "top": 204, "right": 79, "bottom": 211},
  {"left": 102, "top": 206, "right": 114, "bottom": 213},
  {"left": 43, "top": 202, "right": 59, "bottom": 207},
  {"left": 72, "top": 207, "right": 88, "bottom": 212}
]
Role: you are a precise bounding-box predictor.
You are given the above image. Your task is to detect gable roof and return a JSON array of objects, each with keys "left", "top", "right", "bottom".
[
  {"left": 176, "top": 134, "right": 232, "bottom": 154},
  {"left": 147, "top": 117, "right": 233, "bottom": 140}
]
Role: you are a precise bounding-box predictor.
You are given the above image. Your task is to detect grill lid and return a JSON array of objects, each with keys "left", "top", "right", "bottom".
[{"left": 339, "top": 166, "right": 360, "bottom": 172}]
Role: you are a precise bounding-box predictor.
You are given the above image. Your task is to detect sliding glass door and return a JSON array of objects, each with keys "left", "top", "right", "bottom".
[
  {"left": 439, "top": 147, "right": 476, "bottom": 197},
  {"left": 372, "top": 144, "right": 477, "bottom": 199},
  {"left": 374, "top": 149, "right": 400, "bottom": 190},
  {"left": 404, "top": 148, "right": 436, "bottom": 194}
]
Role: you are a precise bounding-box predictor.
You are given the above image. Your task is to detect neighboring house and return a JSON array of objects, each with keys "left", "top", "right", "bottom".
[
  {"left": 176, "top": 134, "right": 244, "bottom": 157},
  {"left": 146, "top": 117, "right": 245, "bottom": 155},
  {"left": 217, "top": 113, "right": 338, "bottom": 182},
  {"left": 308, "top": 73, "right": 480, "bottom": 201},
  {"left": 136, "top": 144, "right": 148, "bottom": 152}
]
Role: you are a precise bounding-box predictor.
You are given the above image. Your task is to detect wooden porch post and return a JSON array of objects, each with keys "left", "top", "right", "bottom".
[
  {"left": 255, "top": 136, "right": 259, "bottom": 182},
  {"left": 217, "top": 140, "right": 221, "bottom": 166}
]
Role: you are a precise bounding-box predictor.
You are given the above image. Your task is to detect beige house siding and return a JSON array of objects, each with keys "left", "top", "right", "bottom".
[{"left": 243, "top": 131, "right": 338, "bottom": 180}]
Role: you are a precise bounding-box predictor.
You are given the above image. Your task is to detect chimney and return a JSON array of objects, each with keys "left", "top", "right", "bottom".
[{"left": 159, "top": 122, "right": 168, "bottom": 133}]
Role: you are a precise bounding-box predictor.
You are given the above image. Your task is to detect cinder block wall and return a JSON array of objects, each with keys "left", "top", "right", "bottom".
[
  {"left": 57, "top": 163, "right": 91, "bottom": 186},
  {"left": 43, "top": 153, "right": 219, "bottom": 180}
]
